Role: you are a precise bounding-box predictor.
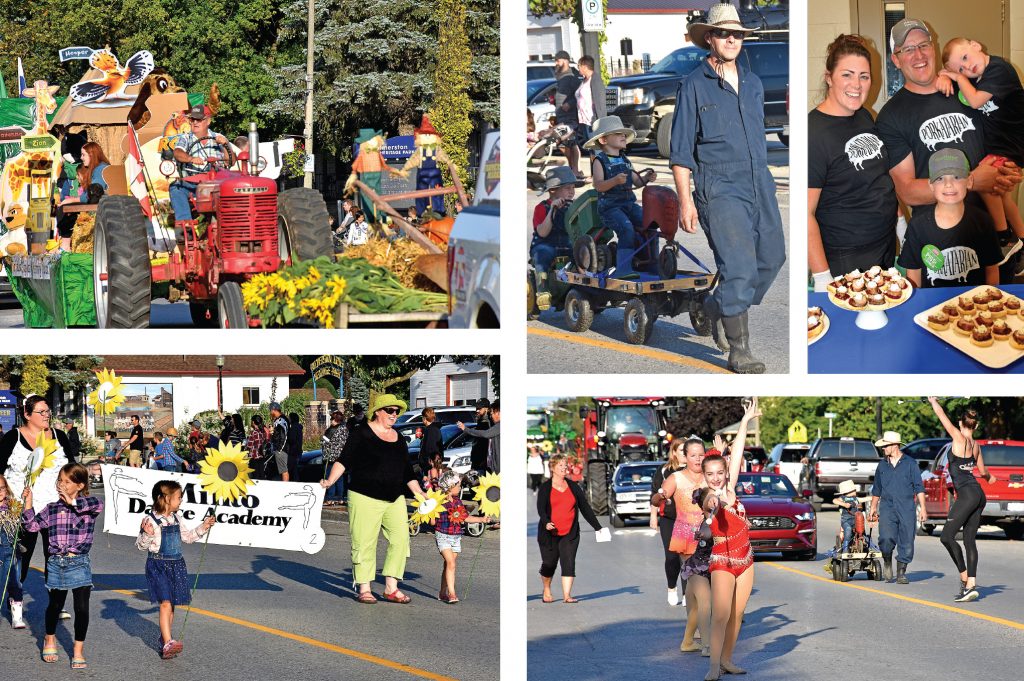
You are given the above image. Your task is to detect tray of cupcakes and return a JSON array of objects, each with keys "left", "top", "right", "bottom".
[
  {"left": 912, "top": 286, "right": 1024, "bottom": 369},
  {"left": 808, "top": 306, "right": 828, "bottom": 345},
  {"left": 826, "top": 266, "right": 912, "bottom": 312}
]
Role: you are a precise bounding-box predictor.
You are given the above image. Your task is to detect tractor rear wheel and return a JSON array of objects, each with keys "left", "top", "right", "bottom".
[
  {"left": 587, "top": 461, "right": 609, "bottom": 515},
  {"left": 623, "top": 297, "right": 655, "bottom": 344},
  {"left": 93, "top": 195, "right": 151, "bottom": 328},
  {"left": 278, "top": 188, "right": 332, "bottom": 263},
  {"left": 218, "top": 281, "right": 247, "bottom": 329},
  {"left": 573, "top": 234, "right": 598, "bottom": 273}
]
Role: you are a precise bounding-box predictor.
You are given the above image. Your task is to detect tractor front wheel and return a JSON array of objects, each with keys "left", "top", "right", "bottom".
[
  {"left": 93, "top": 196, "right": 151, "bottom": 328},
  {"left": 564, "top": 288, "right": 595, "bottom": 333},
  {"left": 278, "top": 188, "right": 333, "bottom": 263},
  {"left": 623, "top": 297, "right": 655, "bottom": 344},
  {"left": 218, "top": 281, "right": 247, "bottom": 329}
]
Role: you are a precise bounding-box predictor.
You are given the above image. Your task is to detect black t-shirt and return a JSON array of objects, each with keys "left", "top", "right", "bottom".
[
  {"left": 897, "top": 204, "right": 1000, "bottom": 287},
  {"left": 555, "top": 72, "right": 581, "bottom": 125},
  {"left": 876, "top": 87, "right": 985, "bottom": 206},
  {"left": 129, "top": 424, "right": 144, "bottom": 451},
  {"left": 970, "top": 55, "right": 1024, "bottom": 163},
  {"left": 339, "top": 423, "right": 415, "bottom": 503},
  {"left": 808, "top": 108, "right": 898, "bottom": 248},
  {"left": 470, "top": 416, "right": 493, "bottom": 470}
]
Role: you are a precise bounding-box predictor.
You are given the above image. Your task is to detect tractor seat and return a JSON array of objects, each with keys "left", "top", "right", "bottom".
[{"left": 565, "top": 189, "right": 600, "bottom": 240}]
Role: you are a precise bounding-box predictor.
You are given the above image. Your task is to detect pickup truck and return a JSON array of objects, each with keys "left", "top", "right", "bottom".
[
  {"left": 604, "top": 40, "right": 789, "bottom": 158},
  {"left": 805, "top": 437, "right": 882, "bottom": 504},
  {"left": 447, "top": 130, "right": 499, "bottom": 328},
  {"left": 921, "top": 440, "right": 1024, "bottom": 540}
]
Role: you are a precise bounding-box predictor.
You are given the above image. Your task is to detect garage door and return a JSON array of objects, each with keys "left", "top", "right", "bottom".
[
  {"left": 449, "top": 372, "right": 487, "bottom": 406},
  {"left": 528, "top": 28, "right": 561, "bottom": 61}
]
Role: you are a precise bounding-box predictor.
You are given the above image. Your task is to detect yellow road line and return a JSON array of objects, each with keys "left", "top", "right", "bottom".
[
  {"left": 765, "top": 561, "right": 1024, "bottom": 631},
  {"left": 30, "top": 567, "right": 458, "bottom": 681},
  {"left": 528, "top": 326, "right": 730, "bottom": 373}
]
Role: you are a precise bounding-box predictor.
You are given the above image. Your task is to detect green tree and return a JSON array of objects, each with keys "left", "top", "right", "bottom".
[
  {"left": 20, "top": 356, "right": 49, "bottom": 396},
  {"left": 666, "top": 398, "right": 744, "bottom": 440},
  {"left": 431, "top": 0, "right": 473, "bottom": 209},
  {"left": 348, "top": 355, "right": 442, "bottom": 406}
]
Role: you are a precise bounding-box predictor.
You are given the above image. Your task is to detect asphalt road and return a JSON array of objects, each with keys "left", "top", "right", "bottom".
[
  {"left": 527, "top": 139, "right": 790, "bottom": 374},
  {"left": 0, "top": 299, "right": 201, "bottom": 329},
  {"left": 0, "top": 508, "right": 499, "bottom": 680},
  {"left": 526, "top": 494, "right": 1023, "bottom": 681}
]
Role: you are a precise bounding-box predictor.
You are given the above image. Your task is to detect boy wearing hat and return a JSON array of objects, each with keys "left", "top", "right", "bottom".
[
  {"left": 834, "top": 480, "right": 862, "bottom": 552},
  {"left": 669, "top": 3, "right": 785, "bottom": 373},
  {"left": 531, "top": 166, "right": 584, "bottom": 308},
  {"left": 170, "top": 104, "right": 235, "bottom": 234},
  {"left": 434, "top": 470, "right": 491, "bottom": 604},
  {"left": 585, "top": 116, "right": 657, "bottom": 276},
  {"left": 898, "top": 148, "right": 1001, "bottom": 287},
  {"left": 869, "top": 431, "right": 926, "bottom": 584}
]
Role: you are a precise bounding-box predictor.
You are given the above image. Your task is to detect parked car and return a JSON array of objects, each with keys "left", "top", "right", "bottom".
[
  {"left": 805, "top": 437, "right": 882, "bottom": 504},
  {"left": 921, "top": 440, "right": 1024, "bottom": 540},
  {"left": 395, "top": 421, "right": 474, "bottom": 476},
  {"left": 604, "top": 40, "right": 789, "bottom": 157},
  {"left": 735, "top": 472, "right": 816, "bottom": 560},
  {"left": 609, "top": 460, "right": 660, "bottom": 527},
  {"left": 396, "top": 406, "right": 478, "bottom": 426},
  {"left": 741, "top": 446, "right": 768, "bottom": 472},
  {"left": 901, "top": 437, "right": 951, "bottom": 473},
  {"left": 767, "top": 442, "right": 811, "bottom": 491},
  {"left": 527, "top": 62, "right": 578, "bottom": 81},
  {"left": 527, "top": 78, "right": 557, "bottom": 126}
]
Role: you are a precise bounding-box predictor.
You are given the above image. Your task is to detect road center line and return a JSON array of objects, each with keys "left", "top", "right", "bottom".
[
  {"left": 764, "top": 561, "right": 1024, "bottom": 631},
  {"left": 528, "top": 326, "right": 730, "bottom": 373},
  {"left": 29, "top": 567, "right": 458, "bottom": 681}
]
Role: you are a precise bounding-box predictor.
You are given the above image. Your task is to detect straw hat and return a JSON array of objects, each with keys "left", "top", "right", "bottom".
[
  {"left": 542, "top": 166, "right": 585, "bottom": 191},
  {"left": 687, "top": 4, "right": 758, "bottom": 48},
  {"left": 874, "top": 431, "right": 903, "bottom": 447},
  {"left": 583, "top": 116, "right": 636, "bottom": 150},
  {"left": 836, "top": 480, "right": 857, "bottom": 496}
]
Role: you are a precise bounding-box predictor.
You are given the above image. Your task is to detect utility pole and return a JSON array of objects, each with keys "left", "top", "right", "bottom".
[
  {"left": 875, "top": 397, "right": 883, "bottom": 439},
  {"left": 303, "top": 0, "right": 315, "bottom": 189}
]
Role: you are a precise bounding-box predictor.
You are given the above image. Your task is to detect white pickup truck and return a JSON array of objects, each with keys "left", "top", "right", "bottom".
[{"left": 447, "top": 130, "right": 500, "bottom": 328}]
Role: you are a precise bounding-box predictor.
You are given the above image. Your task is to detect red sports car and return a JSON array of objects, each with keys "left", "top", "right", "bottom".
[{"left": 735, "top": 472, "right": 817, "bottom": 560}]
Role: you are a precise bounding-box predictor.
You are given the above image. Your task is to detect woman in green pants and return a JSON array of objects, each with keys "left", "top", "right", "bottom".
[{"left": 321, "top": 394, "right": 427, "bottom": 603}]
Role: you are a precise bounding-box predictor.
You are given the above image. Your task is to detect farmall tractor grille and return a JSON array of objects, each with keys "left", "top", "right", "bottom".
[{"left": 218, "top": 194, "right": 278, "bottom": 253}]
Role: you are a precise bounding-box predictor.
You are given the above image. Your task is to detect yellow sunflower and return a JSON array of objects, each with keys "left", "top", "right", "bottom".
[
  {"left": 87, "top": 368, "right": 125, "bottom": 416},
  {"left": 473, "top": 472, "right": 501, "bottom": 518},
  {"left": 409, "top": 489, "right": 447, "bottom": 525},
  {"left": 540, "top": 440, "right": 554, "bottom": 453},
  {"left": 27, "top": 431, "right": 58, "bottom": 485},
  {"left": 197, "top": 440, "right": 253, "bottom": 504}
]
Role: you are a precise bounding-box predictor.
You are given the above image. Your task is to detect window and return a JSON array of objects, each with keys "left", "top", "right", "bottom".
[{"left": 242, "top": 387, "right": 260, "bottom": 406}]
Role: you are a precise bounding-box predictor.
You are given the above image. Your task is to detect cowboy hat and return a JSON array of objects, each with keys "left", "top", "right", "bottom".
[
  {"left": 542, "top": 166, "right": 585, "bottom": 191},
  {"left": 415, "top": 114, "right": 439, "bottom": 137},
  {"left": 874, "top": 431, "right": 903, "bottom": 447},
  {"left": 369, "top": 393, "right": 408, "bottom": 415},
  {"left": 583, "top": 116, "right": 636, "bottom": 150},
  {"left": 687, "top": 4, "right": 758, "bottom": 48},
  {"left": 836, "top": 480, "right": 858, "bottom": 496},
  {"left": 354, "top": 128, "right": 383, "bottom": 145}
]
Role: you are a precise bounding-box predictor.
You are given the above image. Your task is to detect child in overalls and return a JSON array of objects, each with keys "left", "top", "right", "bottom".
[
  {"left": 137, "top": 480, "right": 216, "bottom": 659},
  {"left": 834, "top": 480, "right": 861, "bottom": 552},
  {"left": 531, "top": 166, "right": 584, "bottom": 308},
  {"left": 584, "top": 116, "right": 656, "bottom": 276}
]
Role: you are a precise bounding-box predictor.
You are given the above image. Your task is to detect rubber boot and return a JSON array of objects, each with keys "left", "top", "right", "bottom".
[
  {"left": 535, "top": 272, "right": 551, "bottom": 311},
  {"left": 721, "top": 313, "right": 765, "bottom": 374},
  {"left": 882, "top": 554, "right": 893, "bottom": 582},
  {"left": 705, "top": 296, "right": 729, "bottom": 352},
  {"left": 10, "top": 600, "right": 25, "bottom": 629},
  {"left": 896, "top": 562, "right": 909, "bottom": 584}
]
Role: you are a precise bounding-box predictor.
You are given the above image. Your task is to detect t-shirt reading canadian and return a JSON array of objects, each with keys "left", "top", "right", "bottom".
[
  {"left": 970, "top": 55, "right": 1024, "bottom": 163},
  {"left": 808, "top": 108, "right": 898, "bottom": 248},
  {"left": 898, "top": 204, "right": 1000, "bottom": 287},
  {"left": 876, "top": 88, "right": 985, "bottom": 204}
]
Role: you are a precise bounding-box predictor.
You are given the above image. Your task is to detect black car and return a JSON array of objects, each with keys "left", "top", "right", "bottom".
[
  {"left": 609, "top": 460, "right": 660, "bottom": 527},
  {"left": 901, "top": 437, "right": 951, "bottom": 473},
  {"left": 605, "top": 40, "right": 789, "bottom": 157}
]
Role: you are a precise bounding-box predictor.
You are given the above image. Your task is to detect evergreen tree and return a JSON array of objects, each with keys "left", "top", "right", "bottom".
[{"left": 20, "top": 356, "right": 50, "bottom": 397}]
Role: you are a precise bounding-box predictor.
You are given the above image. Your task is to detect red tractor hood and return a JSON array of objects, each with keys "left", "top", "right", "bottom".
[{"left": 619, "top": 433, "right": 648, "bottom": 448}]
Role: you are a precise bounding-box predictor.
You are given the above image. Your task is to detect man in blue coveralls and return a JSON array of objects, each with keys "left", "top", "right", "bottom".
[
  {"left": 869, "top": 431, "right": 926, "bottom": 585},
  {"left": 670, "top": 3, "right": 786, "bottom": 374}
]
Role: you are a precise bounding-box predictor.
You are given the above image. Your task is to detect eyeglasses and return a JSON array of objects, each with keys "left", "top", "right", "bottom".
[
  {"left": 32, "top": 410, "right": 51, "bottom": 417},
  {"left": 897, "top": 41, "right": 933, "bottom": 56},
  {"left": 711, "top": 29, "right": 746, "bottom": 40},
  {"left": 381, "top": 407, "right": 401, "bottom": 415}
]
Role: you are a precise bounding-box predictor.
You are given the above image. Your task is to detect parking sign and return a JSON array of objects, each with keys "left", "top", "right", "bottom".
[{"left": 582, "top": 0, "right": 604, "bottom": 32}]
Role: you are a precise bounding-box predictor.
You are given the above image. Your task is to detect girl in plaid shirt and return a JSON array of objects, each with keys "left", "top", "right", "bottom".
[
  {"left": 21, "top": 463, "right": 103, "bottom": 669},
  {"left": 433, "top": 470, "right": 490, "bottom": 604}
]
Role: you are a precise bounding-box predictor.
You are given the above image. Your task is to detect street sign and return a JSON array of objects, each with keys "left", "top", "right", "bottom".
[
  {"left": 21, "top": 134, "right": 59, "bottom": 153},
  {"left": 582, "top": 0, "right": 604, "bottom": 32},
  {"left": 787, "top": 419, "right": 808, "bottom": 443},
  {"left": 824, "top": 412, "right": 837, "bottom": 419}
]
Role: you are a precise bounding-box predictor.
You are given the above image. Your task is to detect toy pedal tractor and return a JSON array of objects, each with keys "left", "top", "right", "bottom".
[
  {"left": 564, "top": 189, "right": 615, "bottom": 273},
  {"left": 640, "top": 185, "right": 682, "bottom": 280}
]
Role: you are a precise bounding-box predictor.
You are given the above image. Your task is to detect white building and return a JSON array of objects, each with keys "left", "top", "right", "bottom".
[{"left": 408, "top": 359, "right": 495, "bottom": 409}]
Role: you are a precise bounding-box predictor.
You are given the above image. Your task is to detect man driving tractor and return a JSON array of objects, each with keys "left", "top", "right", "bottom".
[{"left": 169, "top": 103, "right": 235, "bottom": 242}]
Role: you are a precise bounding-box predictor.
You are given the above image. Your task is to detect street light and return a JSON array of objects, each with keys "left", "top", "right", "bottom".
[{"left": 216, "top": 355, "right": 225, "bottom": 414}]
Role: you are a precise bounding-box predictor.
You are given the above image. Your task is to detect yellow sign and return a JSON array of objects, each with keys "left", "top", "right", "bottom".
[
  {"left": 310, "top": 355, "right": 344, "bottom": 381},
  {"left": 21, "top": 134, "right": 59, "bottom": 153},
  {"left": 787, "top": 419, "right": 808, "bottom": 443}
]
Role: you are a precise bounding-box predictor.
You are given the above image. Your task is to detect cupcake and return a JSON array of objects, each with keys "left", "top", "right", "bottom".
[
  {"left": 927, "top": 312, "right": 950, "bottom": 331},
  {"left": 808, "top": 313, "right": 824, "bottom": 340},
  {"left": 834, "top": 285, "right": 850, "bottom": 301},
  {"left": 845, "top": 269, "right": 863, "bottom": 283},
  {"left": 849, "top": 292, "right": 867, "bottom": 309},
  {"left": 866, "top": 281, "right": 879, "bottom": 295},
  {"left": 850, "top": 278, "right": 866, "bottom": 293},
  {"left": 868, "top": 293, "right": 887, "bottom": 309},
  {"left": 941, "top": 303, "right": 960, "bottom": 319},
  {"left": 991, "top": 319, "right": 1012, "bottom": 341},
  {"left": 884, "top": 282, "right": 903, "bottom": 300},
  {"left": 954, "top": 316, "right": 976, "bottom": 337},
  {"left": 970, "top": 325, "right": 993, "bottom": 348},
  {"left": 867, "top": 265, "right": 882, "bottom": 279},
  {"left": 885, "top": 266, "right": 901, "bottom": 280}
]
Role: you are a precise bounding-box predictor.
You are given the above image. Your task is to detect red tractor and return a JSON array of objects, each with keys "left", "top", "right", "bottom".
[
  {"left": 92, "top": 126, "right": 330, "bottom": 328},
  {"left": 579, "top": 397, "right": 673, "bottom": 514}
]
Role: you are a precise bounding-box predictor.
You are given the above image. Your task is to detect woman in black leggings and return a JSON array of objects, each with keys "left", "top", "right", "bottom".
[
  {"left": 650, "top": 440, "right": 685, "bottom": 605},
  {"left": 929, "top": 398, "right": 997, "bottom": 602}
]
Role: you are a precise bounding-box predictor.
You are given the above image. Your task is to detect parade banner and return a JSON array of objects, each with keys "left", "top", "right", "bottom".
[{"left": 101, "top": 465, "right": 326, "bottom": 554}]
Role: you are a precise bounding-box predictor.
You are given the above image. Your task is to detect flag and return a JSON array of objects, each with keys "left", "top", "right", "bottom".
[{"left": 17, "top": 58, "right": 26, "bottom": 97}]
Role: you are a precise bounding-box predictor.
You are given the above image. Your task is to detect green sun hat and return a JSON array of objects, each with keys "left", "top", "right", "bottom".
[{"left": 370, "top": 393, "right": 408, "bottom": 416}]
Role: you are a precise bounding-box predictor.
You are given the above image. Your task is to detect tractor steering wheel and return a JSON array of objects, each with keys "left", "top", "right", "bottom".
[{"left": 183, "top": 135, "right": 230, "bottom": 174}]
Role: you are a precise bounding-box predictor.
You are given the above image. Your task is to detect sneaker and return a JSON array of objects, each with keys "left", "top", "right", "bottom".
[
  {"left": 10, "top": 600, "right": 25, "bottom": 629},
  {"left": 954, "top": 587, "right": 979, "bottom": 603},
  {"left": 955, "top": 581, "right": 967, "bottom": 598},
  {"left": 59, "top": 609, "right": 71, "bottom": 620},
  {"left": 680, "top": 594, "right": 686, "bottom": 608},
  {"left": 997, "top": 231, "right": 1022, "bottom": 266},
  {"left": 667, "top": 589, "right": 679, "bottom": 606}
]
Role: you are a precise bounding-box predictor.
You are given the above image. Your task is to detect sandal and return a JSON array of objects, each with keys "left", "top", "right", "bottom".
[
  {"left": 161, "top": 639, "right": 183, "bottom": 659},
  {"left": 355, "top": 591, "right": 377, "bottom": 604},
  {"left": 541, "top": 595, "right": 555, "bottom": 603},
  {"left": 442, "top": 594, "right": 460, "bottom": 604},
  {"left": 71, "top": 657, "right": 87, "bottom": 670},
  {"left": 42, "top": 647, "right": 59, "bottom": 664},
  {"left": 720, "top": 662, "right": 746, "bottom": 675},
  {"left": 382, "top": 590, "right": 411, "bottom": 604},
  {"left": 563, "top": 597, "right": 579, "bottom": 603}
]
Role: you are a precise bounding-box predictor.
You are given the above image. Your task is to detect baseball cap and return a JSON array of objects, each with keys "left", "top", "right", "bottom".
[
  {"left": 186, "top": 104, "right": 212, "bottom": 120},
  {"left": 890, "top": 18, "right": 931, "bottom": 52},
  {"left": 554, "top": 50, "right": 571, "bottom": 61},
  {"left": 475, "top": 398, "right": 491, "bottom": 409},
  {"left": 191, "top": 419, "right": 202, "bottom": 428},
  {"left": 928, "top": 148, "right": 970, "bottom": 182},
  {"left": 269, "top": 401, "right": 282, "bottom": 412}
]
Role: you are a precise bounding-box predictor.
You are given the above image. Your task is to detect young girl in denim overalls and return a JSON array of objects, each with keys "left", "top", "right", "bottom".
[{"left": 137, "top": 480, "right": 215, "bottom": 659}]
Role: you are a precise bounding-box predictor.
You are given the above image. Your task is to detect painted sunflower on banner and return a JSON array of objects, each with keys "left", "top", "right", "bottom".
[
  {"left": 473, "top": 472, "right": 500, "bottom": 517},
  {"left": 87, "top": 368, "right": 126, "bottom": 416},
  {"left": 198, "top": 441, "right": 253, "bottom": 504},
  {"left": 27, "top": 431, "right": 59, "bottom": 485},
  {"left": 409, "top": 489, "right": 447, "bottom": 525}
]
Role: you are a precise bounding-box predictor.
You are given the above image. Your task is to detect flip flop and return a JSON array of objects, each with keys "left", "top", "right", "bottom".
[
  {"left": 71, "top": 657, "right": 87, "bottom": 670},
  {"left": 42, "top": 647, "right": 59, "bottom": 664},
  {"left": 541, "top": 595, "right": 555, "bottom": 603},
  {"left": 563, "top": 597, "right": 579, "bottom": 603}
]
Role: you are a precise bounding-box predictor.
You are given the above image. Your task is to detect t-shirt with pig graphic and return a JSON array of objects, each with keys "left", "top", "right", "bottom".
[
  {"left": 809, "top": 108, "right": 898, "bottom": 249},
  {"left": 965, "top": 55, "right": 1024, "bottom": 164},
  {"left": 897, "top": 204, "right": 1000, "bottom": 287},
  {"left": 876, "top": 89, "right": 985, "bottom": 208}
]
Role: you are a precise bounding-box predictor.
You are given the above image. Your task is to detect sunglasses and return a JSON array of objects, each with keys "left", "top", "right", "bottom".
[
  {"left": 711, "top": 29, "right": 746, "bottom": 40},
  {"left": 381, "top": 407, "right": 401, "bottom": 415}
]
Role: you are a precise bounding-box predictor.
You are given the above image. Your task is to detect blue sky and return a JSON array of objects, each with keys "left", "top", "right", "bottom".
[{"left": 527, "top": 396, "right": 568, "bottom": 408}]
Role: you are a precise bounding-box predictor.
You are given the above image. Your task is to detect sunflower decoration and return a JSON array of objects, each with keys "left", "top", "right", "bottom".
[
  {"left": 409, "top": 488, "right": 447, "bottom": 525},
  {"left": 27, "top": 431, "right": 59, "bottom": 485},
  {"left": 473, "top": 472, "right": 501, "bottom": 518},
  {"left": 197, "top": 440, "right": 253, "bottom": 504},
  {"left": 540, "top": 440, "right": 554, "bottom": 453},
  {"left": 87, "top": 368, "right": 125, "bottom": 416}
]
